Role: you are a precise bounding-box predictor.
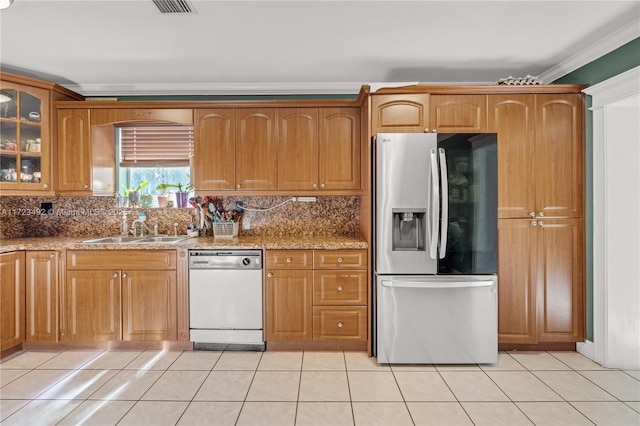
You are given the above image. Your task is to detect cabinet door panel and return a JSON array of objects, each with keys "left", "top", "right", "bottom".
[
  {"left": 265, "top": 270, "right": 313, "bottom": 341},
  {"left": 498, "top": 219, "right": 537, "bottom": 344},
  {"left": 371, "top": 94, "right": 429, "bottom": 133},
  {"left": 26, "top": 251, "right": 58, "bottom": 342},
  {"left": 278, "top": 108, "right": 318, "bottom": 190},
  {"left": 57, "top": 109, "right": 91, "bottom": 193},
  {"left": 236, "top": 108, "right": 277, "bottom": 190},
  {"left": 430, "top": 95, "right": 487, "bottom": 132},
  {"left": 535, "top": 94, "right": 583, "bottom": 218},
  {"left": 194, "top": 109, "right": 235, "bottom": 190},
  {"left": 122, "top": 270, "right": 177, "bottom": 341},
  {"left": 537, "top": 219, "right": 584, "bottom": 342},
  {"left": 319, "top": 108, "right": 360, "bottom": 190},
  {"left": 488, "top": 95, "right": 536, "bottom": 218},
  {"left": 0, "top": 252, "right": 25, "bottom": 350},
  {"left": 66, "top": 270, "right": 121, "bottom": 341}
]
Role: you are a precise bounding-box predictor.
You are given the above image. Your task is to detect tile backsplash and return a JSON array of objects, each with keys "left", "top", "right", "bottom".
[{"left": 0, "top": 195, "right": 360, "bottom": 239}]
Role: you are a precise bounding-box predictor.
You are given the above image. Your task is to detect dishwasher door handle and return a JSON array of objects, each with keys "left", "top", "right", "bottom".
[{"left": 381, "top": 280, "right": 494, "bottom": 289}]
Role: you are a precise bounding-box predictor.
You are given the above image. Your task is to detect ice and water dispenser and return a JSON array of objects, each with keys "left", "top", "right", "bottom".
[{"left": 391, "top": 208, "right": 426, "bottom": 251}]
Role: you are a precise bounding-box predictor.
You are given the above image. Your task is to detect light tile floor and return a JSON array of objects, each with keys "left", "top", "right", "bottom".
[{"left": 0, "top": 350, "right": 638, "bottom": 425}]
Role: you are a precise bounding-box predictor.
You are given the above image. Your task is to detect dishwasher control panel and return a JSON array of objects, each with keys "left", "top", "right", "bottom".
[{"left": 189, "top": 250, "right": 262, "bottom": 269}]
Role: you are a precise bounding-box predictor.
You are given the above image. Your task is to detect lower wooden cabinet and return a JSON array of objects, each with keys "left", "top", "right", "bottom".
[
  {"left": 265, "top": 249, "right": 368, "bottom": 346},
  {"left": 498, "top": 219, "right": 584, "bottom": 344},
  {"left": 26, "top": 251, "right": 60, "bottom": 342},
  {"left": 0, "top": 251, "right": 25, "bottom": 352},
  {"left": 65, "top": 250, "right": 177, "bottom": 341}
]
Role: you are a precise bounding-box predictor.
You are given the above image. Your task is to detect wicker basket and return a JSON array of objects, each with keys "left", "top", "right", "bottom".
[{"left": 212, "top": 222, "right": 239, "bottom": 238}]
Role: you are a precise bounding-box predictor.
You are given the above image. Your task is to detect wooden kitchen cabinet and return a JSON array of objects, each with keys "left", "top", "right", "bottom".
[
  {"left": 498, "top": 218, "right": 584, "bottom": 344},
  {"left": 57, "top": 109, "right": 92, "bottom": 194},
  {"left": 65, "top": 250, "right": 177, "bottom": 341},
  {"left": 489, "top": 93, "right": 583, "bottom": 219},
  {"left": 319, "top": 108, "right": 361, "bottom": 190},
  {"left": 0, "top": 251, "right": 25, "bottom": 352},
  {"left": 0, "top": 73, "right": 82, "bottom": 196},
  {"left": 278, "top": 108, "right": 319, "bottom": 190},
  {"left": 371, "top": 93, "right": 430, "bottom": 133},
  {"left": 236, "top": 108, "right": 277, "bottom": 190},
  {"left": 25, "top": 251, "right": 60, "bottom": 342},
  {"left": 429, "top": 95, "right": 487, "bottom": 133},
  {"left": 194, "top": 108, "right": 235, "bottom": 191},
  {"left": 265, "top": 249, "right": 368, "bottom": 347}
]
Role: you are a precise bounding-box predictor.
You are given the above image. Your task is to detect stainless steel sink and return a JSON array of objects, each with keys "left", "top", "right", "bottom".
[
  {"left": 80, "top": 236, "right": 192, "bottom": 244},
  {"left": 80, "top": 236, "right": 145, "bottom": 243},
  {"left": 134, "top": 236, "right": 192, "bottom": 243}
]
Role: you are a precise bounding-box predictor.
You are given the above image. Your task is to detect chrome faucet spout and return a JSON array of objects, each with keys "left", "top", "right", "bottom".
[{"left": 130, "top": 219, "right": 156, "bottom": 237}]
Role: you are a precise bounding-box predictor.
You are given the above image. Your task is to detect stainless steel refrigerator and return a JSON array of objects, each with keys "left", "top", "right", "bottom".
[{"left": 374, "top": 132, "right": 498, "bottom": 364}]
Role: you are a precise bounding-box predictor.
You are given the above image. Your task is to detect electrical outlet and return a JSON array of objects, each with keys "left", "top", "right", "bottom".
[
  {"left": 242, "top": 217, "right": 251, "bottom": 230},
  {"left": 295, "top": 197, "right": 317, "bottom": 202},
  {"left": 235, "top": 200, "right": 243, "bottom": 212}
]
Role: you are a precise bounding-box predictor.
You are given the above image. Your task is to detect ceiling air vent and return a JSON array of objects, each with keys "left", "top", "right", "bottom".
[{"left": 152, "top": 0, "right": 195, "bottom": 14}]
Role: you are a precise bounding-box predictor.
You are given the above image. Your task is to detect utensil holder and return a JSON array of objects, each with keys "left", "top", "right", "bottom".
[{"left": 212, "top": 222, "right": 238, "bottom": 238}]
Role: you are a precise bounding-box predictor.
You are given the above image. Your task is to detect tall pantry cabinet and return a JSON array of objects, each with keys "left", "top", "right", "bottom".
[{"left": 369, "top": 86, "right": 586, "bottom": 347}]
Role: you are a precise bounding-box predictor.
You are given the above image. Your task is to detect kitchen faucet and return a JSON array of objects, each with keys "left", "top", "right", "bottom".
[{"left": 130, "top": 219, "right": 159, "bottom": 236}]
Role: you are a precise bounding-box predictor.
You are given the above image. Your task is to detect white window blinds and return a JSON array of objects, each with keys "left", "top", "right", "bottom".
[{"left": 119, "top": 124, "right": 194, "bottom": 167}]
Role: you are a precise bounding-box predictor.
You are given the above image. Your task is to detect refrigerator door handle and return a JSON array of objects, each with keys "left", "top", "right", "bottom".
[
  {"left": 438, "top": 148, "right": 449, "bottom": 259},
  {"left": 429, "top": 148, "right": 439, "bottom": 259},
  {"left": 381, "top": 280, "right": 495, "bottom": 289}
]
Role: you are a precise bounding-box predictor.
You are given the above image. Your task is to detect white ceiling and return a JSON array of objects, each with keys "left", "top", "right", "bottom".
[{"left": 1, "top": 0, "right": 639, "bottom": 96}]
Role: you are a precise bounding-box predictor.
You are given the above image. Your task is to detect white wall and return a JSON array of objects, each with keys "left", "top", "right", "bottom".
[{"left": 584, "top": 67, "right": 640, "bottom": 368}]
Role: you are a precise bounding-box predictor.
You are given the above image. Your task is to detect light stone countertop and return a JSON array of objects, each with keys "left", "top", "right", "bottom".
[{"left": 0, "top": 234, "right": 368, "bottom": 253}]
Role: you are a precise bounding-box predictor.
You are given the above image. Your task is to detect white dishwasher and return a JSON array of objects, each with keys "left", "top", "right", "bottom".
[{"left": 189, "top": 250, "right": 264, "bottom": 351}]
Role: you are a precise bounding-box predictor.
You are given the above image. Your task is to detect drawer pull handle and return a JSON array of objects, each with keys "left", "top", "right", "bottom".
[
  {"left": 286, "top": 257, "right": 292, "bottom": 263},
  {"left": 337, "top": 257, "right": 343, "bottom": 263},
  {"left": 337, "top": 285, "right": 343, "bottom": 291},
  {"left": 338, "top": 322, "right": 343, "bottom": 328},
  {"left": 267, "top": 272, "right": 273, "bottom": 278}
]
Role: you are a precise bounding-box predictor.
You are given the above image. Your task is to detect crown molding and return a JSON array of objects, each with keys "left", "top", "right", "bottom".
[
  {"left": 61, "top": 81, "right": 366, "bottom": 97},
  {"left": 539, "top": 18, "right": 640, "bottom": 83}
]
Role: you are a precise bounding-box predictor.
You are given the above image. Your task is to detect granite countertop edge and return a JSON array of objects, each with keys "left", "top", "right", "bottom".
[{"left": 0, "top": 235, "right": 369, "bottom": 253}]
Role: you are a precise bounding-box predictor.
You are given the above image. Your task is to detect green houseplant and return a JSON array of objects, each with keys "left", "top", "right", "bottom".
[
  {"left": 156, "top": 175, "right": 193, "bottom": 208},
  {"left": 122, "top": 180, "right": 149, "bottom": 204}
]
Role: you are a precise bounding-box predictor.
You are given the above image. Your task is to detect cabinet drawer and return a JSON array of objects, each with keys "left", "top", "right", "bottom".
[
  {"left": 313, "top": 250, "right": 367, "bottom": 269},
  {"left": 265, "top": 250, "right": 313, "bottom": 269},
  {"left": 313, "top": 307, "right": 367, "bottom": 341},
  {"left": 313, "top": 271, "right": 367, "bottom": 305},
  {"left": 67, "top": 250, "right": 177, "bottom": 270}
]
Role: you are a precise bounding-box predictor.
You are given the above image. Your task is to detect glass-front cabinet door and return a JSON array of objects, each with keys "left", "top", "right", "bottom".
[{"left": 0, "top": 82, "right": 51, "bottom": 193}]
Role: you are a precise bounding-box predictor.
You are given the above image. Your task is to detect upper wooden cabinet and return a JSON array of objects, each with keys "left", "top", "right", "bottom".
[
  {"left": 429, "top": 95, "right": 487, "bottom": 133},
  {"left": 489, "top": 93, "right": 583, "bottom": 219},
  {"left": 319, "top": 108, "right": 361, "bottom": 191},
  {"left": 371, "top": 93, "right": 429, "bottom": 134},
  {"left": 194, "top": 109, "right": 236, "bottom": 191},
  {"left": 236, "top": 108, "right": 278, "bottom": 190},
  {"left": 1, "top": 73, "right": 82, "bottom": 196},
  {"left": 278, "top": 108, "right": 319, "bottom": 190},
  {"left": 57, "top": 109, "right": 92, "bottom": 195}
]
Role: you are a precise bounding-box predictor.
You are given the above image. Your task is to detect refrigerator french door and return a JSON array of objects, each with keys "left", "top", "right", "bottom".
[{"left": 374, "top": 133, "right": 498, "bottom": 364}]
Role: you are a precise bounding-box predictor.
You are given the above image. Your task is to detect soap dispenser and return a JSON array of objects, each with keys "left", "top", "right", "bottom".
[{"left": 120, "top": 212, "right": 128, "bottom": 236}]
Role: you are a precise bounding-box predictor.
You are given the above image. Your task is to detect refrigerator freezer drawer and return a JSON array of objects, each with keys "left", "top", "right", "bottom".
[{"left": 376, "top": 275, "right": 497, "bottom": 364}]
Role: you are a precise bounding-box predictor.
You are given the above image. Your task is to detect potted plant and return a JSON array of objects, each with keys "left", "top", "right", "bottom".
[
  {"left": 157, "top": 175, "right": 193, "bottom": 208},
  {"left": 155, "top": 182, "right": 170, "bottom": 208},
  {"left": 122, "top": 180, "right": 149, "bottom": 205}
]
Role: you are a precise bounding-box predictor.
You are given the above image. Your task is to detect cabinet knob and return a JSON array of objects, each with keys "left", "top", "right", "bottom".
[
  {"left": 532, "top": 221, "right": 537, "bottom": 226},
  {"left": 49, "top": 253, "right": 55, "bottom": 259},
  {"left": 237, "top": 184, "right": 241, "bottom": 189},
  {"left": 538, "top": 212, "right": 544, "bottom": 217},
  {"left": 530, "top": 212, "right": 536, "bottom": 218},
  {"left": 267, "top": 272, "right": 273, "bottom": 278},
  {"left": 113, "top": 272, "right": 118, "bottom": 278},
  {"left": 538, "top": 221, "right": 544, "bottom": 227},
  {"left": 320, "top": 183, "right": 326, "bottom": 188},
  {"left": 312, "top": 183, "right": 318, "bottom": 189},
  {"left": 432, "top": 129, "right": 437, "bottom": 133},
  {"left": 286, "top": 257, "right": 292, "bottom": 263},
  {"left": 338, "top": 322, "right": 343, "bottom": 328},
  {"left": 337, "top": 257, "right": 343, "bottom": 263},
  {"left": 122, "top": 272, "right": 127, "bottom": 278},
  {"left": 83, "top": 184, "right": 89, "bottom": 189},
  {"left": 337, "top": 285, "right": 343, "bottom": 291},
  {"left": 42, "top": 184, "right": 48, "bottom": 189}
]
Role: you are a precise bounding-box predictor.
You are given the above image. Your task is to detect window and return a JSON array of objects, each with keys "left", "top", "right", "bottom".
[{"left": 117, "top": 123, "right": 194, "bottom": 204}]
